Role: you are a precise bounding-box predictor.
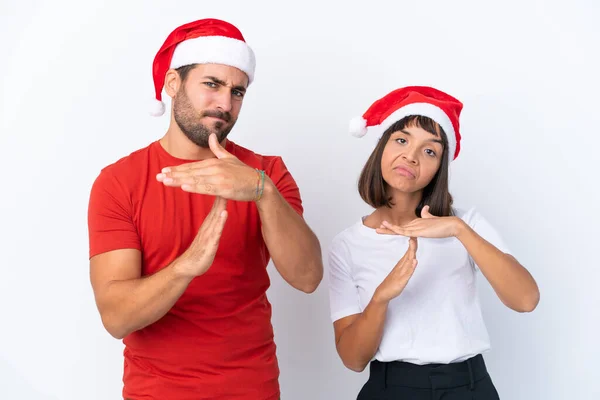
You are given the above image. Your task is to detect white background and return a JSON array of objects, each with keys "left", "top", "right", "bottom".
[{"left": 1, "top": 0, "right": 599, "bottom": 399}]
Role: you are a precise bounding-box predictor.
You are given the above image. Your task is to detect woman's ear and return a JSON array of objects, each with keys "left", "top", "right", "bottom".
[{"left": 164, "top": 69, "right": 181, "bottom": 98}]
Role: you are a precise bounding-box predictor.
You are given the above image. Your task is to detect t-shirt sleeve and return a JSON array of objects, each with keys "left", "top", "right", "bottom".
[
  {"left": 328, "top": 237, "right": 362, "bottom": 322},
  {"left": 266, "top": 156, "right": 303, "bottom": 216},
  {"left": 87, "top": 168, "right": 141, "bottom": 259},
  {"left": 461, "top": 208, "right": 512, "bottom": 271}
]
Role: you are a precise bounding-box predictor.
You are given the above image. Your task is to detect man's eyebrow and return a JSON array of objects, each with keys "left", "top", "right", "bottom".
[{"left": 203, "top": 76, "right": 246, "bottom": 92}]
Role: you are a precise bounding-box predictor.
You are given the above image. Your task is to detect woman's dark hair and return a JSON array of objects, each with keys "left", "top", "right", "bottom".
[{"left": 357, "top": 115, "right": 454, "bottom": 217}]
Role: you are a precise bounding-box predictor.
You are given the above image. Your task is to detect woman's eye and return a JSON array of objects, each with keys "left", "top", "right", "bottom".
[
  {"left": 396, "top": 138, "right": 407, "bottom": 144},
  {"left": 425, "top": 149, "right": 437, "bottom": 157}
]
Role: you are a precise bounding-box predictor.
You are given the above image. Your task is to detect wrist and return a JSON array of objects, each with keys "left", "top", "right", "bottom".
[
  {"left": 255, "top": 175, "right": 275, "bottom": 207},
  {"left": 371, "top": 289, "right": 391, "bottom": 307},
  {"left": 171, "top": 257, "right": 198, "bottom": 281},
  {"left": 453, "top": 218, "right": 470, "bottom": 239}
]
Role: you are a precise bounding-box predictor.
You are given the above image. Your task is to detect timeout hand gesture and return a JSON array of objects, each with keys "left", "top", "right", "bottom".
[
  {"left": 157, "top": 133, "right": 264, "bottom": 202},
  {"left": 376, "top": 205, "right": 463, "bottom": 239},
  {"left": 177, "top": 196, "right": 228, "bottom": 278},
  {"left": 373, "top": 237, "right": 418, "bottom": 303}
]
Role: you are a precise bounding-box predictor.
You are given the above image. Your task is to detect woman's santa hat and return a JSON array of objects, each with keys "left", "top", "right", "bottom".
[
  {"left": 150, "top": 18, "right": 256, "bottom": 116},
  {"left": 349, "top": 86, "right": 463, "bottom": 160}
]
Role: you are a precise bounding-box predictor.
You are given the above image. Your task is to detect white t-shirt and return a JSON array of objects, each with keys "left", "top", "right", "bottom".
[{"left": 328, "top": 207, "right": 511, "bottom": 365}]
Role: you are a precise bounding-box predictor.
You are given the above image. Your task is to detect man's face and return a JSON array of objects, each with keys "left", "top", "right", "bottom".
[{"left": 173, "top": 64, "right": 249, "bottom": 148}]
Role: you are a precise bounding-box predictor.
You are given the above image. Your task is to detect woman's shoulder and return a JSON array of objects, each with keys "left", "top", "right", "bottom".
[
  {"left": 331, "top": 219, "right": 364, "bottom": 245},
  {"left": 452, "top": 206, "right": 475, "bottom": 220},
  {"left": 452, "top": 206, "right": 491, "bottom": 229}
]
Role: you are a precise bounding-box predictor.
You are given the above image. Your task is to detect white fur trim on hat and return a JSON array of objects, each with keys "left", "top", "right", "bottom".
[
  {"left": 378, "top": 102, "right": 456, "bottom": 161},
  {"left": 349, "top": 116, "right": 368, "bottom": 138},
  {"left": 170, "top": 35, "right": 256, "bottom": 83},
  {"left": 149, "top": 99, "right": 166, "bottom": 117}
]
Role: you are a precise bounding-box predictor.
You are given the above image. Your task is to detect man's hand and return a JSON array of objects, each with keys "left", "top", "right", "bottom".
[
  {"left": 175, "top": 196, "right": 228, "bottom": 278},
  {"left": 157, "top": 133, "right": 261, "bottom": 201},
  {"left": 372, "top": 237, "right": 418, "bottom": 303}
]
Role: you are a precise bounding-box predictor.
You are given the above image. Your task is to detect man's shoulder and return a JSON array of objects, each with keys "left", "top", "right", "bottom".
[
  {"left": 229, "top": 140, "right": 288, "bottom": 171},
  {"left": 99, "top": 141, "right": 156, "bottom": 177},
  {"left": 91, "top": 142, "right": 157, "bottom": 194}
]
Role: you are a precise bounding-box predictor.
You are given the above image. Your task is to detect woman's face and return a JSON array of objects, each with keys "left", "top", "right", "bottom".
[{"left": 380, "top": 124, "right": 444, "bottom": 194}]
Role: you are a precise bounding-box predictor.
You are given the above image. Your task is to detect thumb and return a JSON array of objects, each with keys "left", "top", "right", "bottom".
[
  {"left": 421, "top": 205, "right": 436, "bottom": 219},
  {"left": 208, "top": 133, "right": 232, "bottom": 159}
]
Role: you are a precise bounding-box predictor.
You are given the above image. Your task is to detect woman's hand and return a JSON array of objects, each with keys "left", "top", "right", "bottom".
[
  {"left": 376, "top": 205, "right": 465, "bottom": 239},
  {"left": 372, "top": 237, "right": 418, "bottom": 303}
]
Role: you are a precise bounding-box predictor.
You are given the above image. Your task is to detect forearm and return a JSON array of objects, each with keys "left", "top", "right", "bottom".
[
  {"left": 256, "top": 178, "right": 323, "bottom": 293},
  {"left": 456, "top": 221, "right": 539, "bottom": 312},
  {"left": 336, "top": 297, "right": 389, "bottom": 372},
  {"left": 99, "top": 259, "right": 194, "bottom": 339}
]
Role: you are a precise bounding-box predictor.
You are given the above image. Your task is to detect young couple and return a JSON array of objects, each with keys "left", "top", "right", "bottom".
[{"left": 87, "top": 17, "right": 540, "bottom": 400}]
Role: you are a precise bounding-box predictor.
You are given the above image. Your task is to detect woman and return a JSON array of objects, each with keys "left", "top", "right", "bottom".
[{"left": 328, "top": 86, "right": 540, "bottom": 399}]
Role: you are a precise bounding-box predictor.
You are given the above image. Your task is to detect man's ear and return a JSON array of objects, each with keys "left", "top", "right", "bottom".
[{"left": 164, "top": 69, "right": 181, "bottom": 98}]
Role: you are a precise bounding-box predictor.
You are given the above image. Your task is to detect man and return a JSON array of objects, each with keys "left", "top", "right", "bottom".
[{"left": 87, "top": 18, "right": 323, "bottom": 400}]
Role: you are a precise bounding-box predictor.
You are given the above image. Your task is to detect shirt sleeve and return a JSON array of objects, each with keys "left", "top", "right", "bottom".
[
  {"left": 328, "top": 237, "right": 362, "bottom": 322},
  {"left": 87, "top": 168, "right": 141, "bottom": 259},
  {"left": 266, "top": 156, "right": 303, "bottom": 216},
  {"left": 462, "top": 208, "right": 512, "bottom": 271}
]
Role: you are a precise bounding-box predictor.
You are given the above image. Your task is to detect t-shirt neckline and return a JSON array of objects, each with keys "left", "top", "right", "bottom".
[{"left": 153, "top": 139, "right": 236, "bottom": 164}]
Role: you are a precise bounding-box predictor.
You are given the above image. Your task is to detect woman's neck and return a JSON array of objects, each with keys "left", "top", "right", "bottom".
[{"left": 365, "top": 190, "right": 422, "bottom": 228}]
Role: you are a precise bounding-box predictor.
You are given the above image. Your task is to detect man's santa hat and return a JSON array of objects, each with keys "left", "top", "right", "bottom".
[
  {"left": 349, "top": 86, "right": 463, "bottom": 160},
  {"left": 149, "top": 18, "right": 256, "bottom": 117}
]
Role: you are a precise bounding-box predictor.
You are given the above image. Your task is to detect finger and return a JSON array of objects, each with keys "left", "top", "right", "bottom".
[
  {"left": 163, "top": 166, "right": 222, "bottom": 180},
  {"left": 381, "top": 222, "right": 412, "bottom": 237},
  {"left": 202, "top": 209, "right": 228, "bottom": 253},
  {"left": 410, "top": 259, "right": 418, "bottom": 270},
  {"left": 209, "top": 208, "right": 228, "bottom": 241},
  {"left": 211, "top": 196, "right": 228, "bottom": 214},
  {"left": 181, "top": 181, "right": 222, "bottom": 194},
  {"left": 161, "top": 159, "right": 219, "bottom": 174},
  {"left": 199, "top": 197, "right": 227, "bottom": 234},
  {"left": 398, "top": 238, "right": 417, "bottom": 266},
  {"left": 159, "top": 169, "right": 223, "bottom": 187},
  {"left": 161, "top": 162, "right": 199, "bottom": 174},
  {"left": 408, "top": 237, "right": 418, "bottom": 257},
  {"left": 161, "top": 175, "right": 201, "bottom": 187},
  {"left": 375, "top": 227, "right": 397, "bottom": 235},
  {"left": 394, "top": 253, "right": 418, "bottom": 272},
  {"left": 381, "top": 221, "right": 404, "bottom": 234},
  {"left": 162, "top": 175, "right": 222, "bottom": 193},
  {"left": 209, "top": 133, "right": 233, "bottom": 159},
  {"left": 421, "top": 205, "right": 436, "bottom": 219},
  {"left": 397, "top": 219, "right": 421, "bottom": 228}
]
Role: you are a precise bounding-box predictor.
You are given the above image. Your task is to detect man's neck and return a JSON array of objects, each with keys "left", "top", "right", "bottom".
[{"left": 160, "top": 124, "right": 225, "bottom": 161}]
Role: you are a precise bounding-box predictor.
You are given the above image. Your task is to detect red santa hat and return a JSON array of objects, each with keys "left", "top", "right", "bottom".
[
  {"left": 349, "top": 86, "right": 463, "bottom": 160},
  {"left": 149, "top": 18, "right": 256, "bottom": 116}
]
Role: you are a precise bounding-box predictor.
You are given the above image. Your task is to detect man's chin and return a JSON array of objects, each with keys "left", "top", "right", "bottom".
[{"left": 187, "top": 131, "right": 229, "bottom": 148}]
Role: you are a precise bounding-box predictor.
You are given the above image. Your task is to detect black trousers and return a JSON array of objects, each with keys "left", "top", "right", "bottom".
[{"left": 357, "top": 354, "right": 500, "bottom": 400}]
